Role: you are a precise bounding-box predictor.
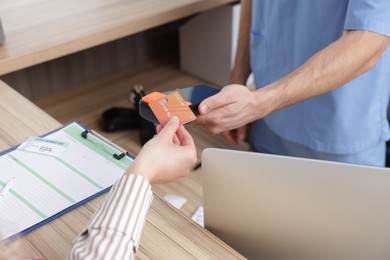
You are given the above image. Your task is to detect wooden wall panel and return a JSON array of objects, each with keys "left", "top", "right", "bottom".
[{"left": 0, "top": 22, "right": 180, "bottom": 100}]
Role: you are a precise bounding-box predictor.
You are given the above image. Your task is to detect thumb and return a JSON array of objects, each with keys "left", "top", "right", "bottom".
[
  {"left": 198, "top": 96, "right": 217, "bottom": 115},
  {"left": 198, "top": 87, "right": 233, "bottom": 115},
  {"left": 158, "top": 116, "right": 180, "bottom": 138}
]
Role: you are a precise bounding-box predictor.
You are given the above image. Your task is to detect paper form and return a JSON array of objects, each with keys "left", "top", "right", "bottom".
[{"left": 0, "top": 123, "right": 133, "bottom": 240}]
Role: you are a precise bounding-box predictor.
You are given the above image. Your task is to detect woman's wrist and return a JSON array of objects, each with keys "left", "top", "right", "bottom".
[{"left": 124, "top": 163, "right": 154, "bottom": 183}]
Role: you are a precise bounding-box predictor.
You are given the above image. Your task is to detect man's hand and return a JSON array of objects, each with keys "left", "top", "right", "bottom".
[
  {"left": 194, "top": 84, "right": 267, "bottom": 135},
  {"left": 126, "top": 117, "right": 197, "bottom": 184}
]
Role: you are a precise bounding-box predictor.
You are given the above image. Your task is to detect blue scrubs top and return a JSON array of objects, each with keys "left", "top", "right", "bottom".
[{"left": 250, "top": 0, "right": 390, "bottom": 155}]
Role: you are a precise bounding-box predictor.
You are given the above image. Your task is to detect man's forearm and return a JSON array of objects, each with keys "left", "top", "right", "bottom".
[
  {"left": 257, "top": 30, "right": 390, "bottom": 116},
  {"left": 230, "top": 0, "right": 252, "bottom": 85}
]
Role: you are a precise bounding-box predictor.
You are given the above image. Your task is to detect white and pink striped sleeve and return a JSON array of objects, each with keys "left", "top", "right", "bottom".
[{"left": 68, "top": 174, "right": 153, "bottom": 260}]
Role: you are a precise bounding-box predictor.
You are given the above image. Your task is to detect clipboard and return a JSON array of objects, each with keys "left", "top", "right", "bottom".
[{"left": 0, "top": 122, "right": 133, "bottom": 241}]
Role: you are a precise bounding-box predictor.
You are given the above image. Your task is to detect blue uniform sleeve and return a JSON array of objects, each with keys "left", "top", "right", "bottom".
[{"left": 345, "top": 0, "right": 390, "bottom": 37}]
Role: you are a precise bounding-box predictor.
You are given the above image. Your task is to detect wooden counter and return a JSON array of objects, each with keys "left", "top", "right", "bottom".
[{"left": 0, "top": 79, "right": 244, "bottom": 259}]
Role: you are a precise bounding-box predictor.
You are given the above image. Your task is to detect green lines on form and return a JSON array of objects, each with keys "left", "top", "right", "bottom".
[
  {"left": 12, "top": 189, "right": 47, "bottom": 218},
  {"left": 8, "top": 154, "right": 76, "bottom": 203},
  {"left": 56, "top": 157, "right": 103, "bottom": 190},
  {"left": 0, "top": 178, "right": 46, "bottom": 219}
]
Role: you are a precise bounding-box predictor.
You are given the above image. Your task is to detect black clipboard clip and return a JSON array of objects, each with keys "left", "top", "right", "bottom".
[{"left": 81, "top": 129, "right": 128, "bottom": 160}]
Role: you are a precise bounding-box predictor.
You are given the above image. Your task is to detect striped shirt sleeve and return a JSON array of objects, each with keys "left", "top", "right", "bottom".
[{"left": 68, "top": 174, "right": 153, "bottom": 260}]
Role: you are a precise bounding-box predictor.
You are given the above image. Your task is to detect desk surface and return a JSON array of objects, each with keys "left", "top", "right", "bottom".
[
  {"left": 0, "top": 80, "right": 244, "bottom": 259},
  {"left": 0, "top": 0, "right": 236, "bottom": 75}
]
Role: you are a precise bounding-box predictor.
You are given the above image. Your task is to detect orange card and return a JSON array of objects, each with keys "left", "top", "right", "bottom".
[
  {"left": 148, "top": 91, "right": 196, "bottom": 125},
  {"left": 141, "top": 91, "right": 167, "bottom": 103}
]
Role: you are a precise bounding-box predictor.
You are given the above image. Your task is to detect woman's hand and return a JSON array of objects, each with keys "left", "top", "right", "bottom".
[{"left": 126, "top": 117, "right": 197, "bottom": 184}]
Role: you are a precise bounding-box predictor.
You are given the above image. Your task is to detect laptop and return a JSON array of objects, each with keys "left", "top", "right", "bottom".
[{"left": 202, "top": 148, "right": 390, "bottom": 260}]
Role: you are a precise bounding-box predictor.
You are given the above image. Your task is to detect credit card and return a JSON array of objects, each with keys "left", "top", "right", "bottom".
[{"left": 148, "top": 91, "right": 196, "bottom": 125}]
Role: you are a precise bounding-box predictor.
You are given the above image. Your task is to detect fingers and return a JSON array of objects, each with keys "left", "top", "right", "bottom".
[
  {"left": 176, "top": 125, "right": 195, "bottom": 147},
  {"left": 237, "top": 125, "right": 247, "bottom": 141},
  {"left": 156, "top": 124, "right": 162, "bottom": 134},
  {"left": 222, "top": 126, "right": 247, "bottom": 146},
  {"left": 158, "top": 116, "right": 179, "bottom": 139},
  {"left": 156, "top": 119, "right": 190, "bottom": 146},
  {"left": 177, "top": 125, "right": 197, "bottom": 165},
  {"left": 172, "top": 133, "right": 181, "bottom": 145},
  {"left": 223, "top": 130, "right": 239, "bottom": 146}
]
